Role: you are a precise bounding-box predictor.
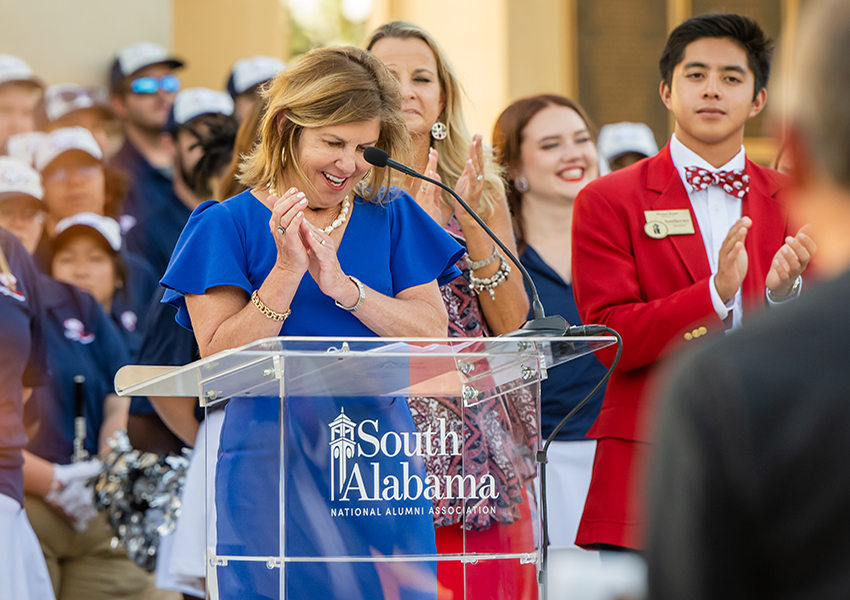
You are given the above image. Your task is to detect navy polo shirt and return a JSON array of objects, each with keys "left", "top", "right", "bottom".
[
  {"left": 0, "top": 229, "right": 48, "bottom": 504},
  {"left": 129, "top": 286, "right": 204, "bottom": 423},
  {"left": 112, "top": 140, "right": 191, "bottom": 277},
  {"left": 112, "top": 249, "right": 159, "bottom": 361},
  {"left": 521, "top": 245, "right": 608, "bottom": 441},
  {"left": 25, "top": 276, "right": 129, "bottom": 465}
]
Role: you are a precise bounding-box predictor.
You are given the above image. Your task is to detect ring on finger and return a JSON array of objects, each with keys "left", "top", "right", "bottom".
[
  {"left": 319, "top": 238, "right": 326, "bottom": 246},
  {"left": 420, "top": 186, "right": 427, "bottom": 193},
  {"left": 476, "top": 173, "right": 483, "bottom": 181},
  {"left": 277, "top": 226, "right": 286, "bottom": 235}
]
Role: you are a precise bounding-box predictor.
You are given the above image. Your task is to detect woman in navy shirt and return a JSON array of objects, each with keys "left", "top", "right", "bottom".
[
  {"left": 493, "top": 95, "right": 609, "bottom": 550},
  {"left": 20, "top": 213, "right": 148, "bottom": 599},
  {"left": 0, "top": 227, "right": 55, "bottom": 600}
]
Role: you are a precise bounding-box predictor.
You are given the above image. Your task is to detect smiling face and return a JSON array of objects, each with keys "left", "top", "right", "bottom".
[
  {"left": 517, "top": 104, "right": 599, "bottom": 203},
  {"left": 369, "top": 36, "right": 445, "bottom": 139},
  {"left": 661, "top": 37, "right": 766, "bottom": 161},
  {"left": 51, "top": 231, "right": 117, "bottom": 309},
  {"left": 289, "top": 118, "right": 381, "bottom": 209}
]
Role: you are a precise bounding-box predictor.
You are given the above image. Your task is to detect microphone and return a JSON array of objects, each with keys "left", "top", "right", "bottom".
[{"left": 364, "top": 146, "right": 568, "bottom": 337}]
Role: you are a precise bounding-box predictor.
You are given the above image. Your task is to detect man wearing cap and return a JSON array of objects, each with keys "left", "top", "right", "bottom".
[
  {"left": 597, "top": 122, "right": 660, "bottom": 173},
  {"left": 0, "top": 55, "right": 43, "bottom": 149},
  {"left": 226, "top": 55, "right": 284, "bottom": 122},
  {"left": 109, "top": 42, "right": 183, "bottom": 223},
  {"left": 125, "top": 87, "right": 237, "bottom": 276},
  {"left": 38, "top": 84, "right": 115, "bottom": 154},
  {"left": 0, "top": 156, "right": 45, "bottom": 255}
]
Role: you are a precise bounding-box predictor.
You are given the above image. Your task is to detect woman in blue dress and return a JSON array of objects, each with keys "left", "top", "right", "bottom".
[{"left": 161, "top": 46, "right": 463, "bottom": 600}]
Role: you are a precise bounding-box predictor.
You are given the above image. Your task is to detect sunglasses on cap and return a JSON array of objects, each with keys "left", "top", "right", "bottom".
[
  {"left": 129, "top": 74, "right": 181, "bottom": 95},
  {"left": 49, "top": 86, "right": 109, "bottom": 105}
]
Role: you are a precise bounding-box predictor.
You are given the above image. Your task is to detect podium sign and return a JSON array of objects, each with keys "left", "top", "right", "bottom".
[{"left": 116, "top": 335, "right": 615, "bottom": 599}]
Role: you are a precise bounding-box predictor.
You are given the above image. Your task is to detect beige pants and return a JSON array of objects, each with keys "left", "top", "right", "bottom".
[{"left": 24, "top": 494, "right": 148, "bottom": 600}]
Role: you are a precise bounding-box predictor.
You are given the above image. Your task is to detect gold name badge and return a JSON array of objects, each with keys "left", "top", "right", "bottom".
[{"left": 644, "top": 209, "right": 695, "bottom": 239}]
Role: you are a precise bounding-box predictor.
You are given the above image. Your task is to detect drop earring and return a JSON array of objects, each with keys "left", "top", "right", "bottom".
[
  {"left": 513, "top": 177, "right": 529, "bottom": 193},
  {"left": 431, "top": 117, "right": 447, "bottom": 141}
]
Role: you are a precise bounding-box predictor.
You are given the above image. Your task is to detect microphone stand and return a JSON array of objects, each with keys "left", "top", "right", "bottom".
[{"left": 363, "top": 147, "right": 624, "bottom": 598}]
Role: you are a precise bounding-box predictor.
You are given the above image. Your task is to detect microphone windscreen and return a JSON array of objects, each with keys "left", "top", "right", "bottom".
[{"left": 363, "top": 146, "right": 389, "bottom": 167}]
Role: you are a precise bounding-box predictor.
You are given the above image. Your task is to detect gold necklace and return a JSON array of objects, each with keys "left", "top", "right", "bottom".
[{"left": 268, "top": 187, "right": 351, "bottom": 234}]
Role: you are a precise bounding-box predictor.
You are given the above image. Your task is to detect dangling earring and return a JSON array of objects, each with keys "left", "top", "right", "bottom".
[
  {"left": 431, "top": 116, "right": 447, "bottom": 141},
  {"left": 281, "top": 145, "right": 287, "bottom": 167},
  {"left": 513, "top": 176, "right": 529, "bottom": 193}
]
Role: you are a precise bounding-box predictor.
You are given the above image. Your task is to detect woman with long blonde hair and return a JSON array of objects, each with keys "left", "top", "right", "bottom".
[{"left": 367, "top": 22, "right": 537, "bottom": 600}]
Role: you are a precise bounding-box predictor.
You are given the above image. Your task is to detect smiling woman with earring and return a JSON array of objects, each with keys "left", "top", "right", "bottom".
[
  {"left": 493, "top": 94, "right": 610, "bottom": 553},
  {"left": 367, "top": 22, "right": 538, "bottom": 600}
]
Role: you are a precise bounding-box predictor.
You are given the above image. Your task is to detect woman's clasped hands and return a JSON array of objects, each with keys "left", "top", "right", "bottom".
[{"left": 267, "top": 187, "right": 359, "bottom": 306}]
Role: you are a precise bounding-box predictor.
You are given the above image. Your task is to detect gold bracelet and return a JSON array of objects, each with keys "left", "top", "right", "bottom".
[{"left": 251, "top": 290, "right": 291, "bottom": 322}]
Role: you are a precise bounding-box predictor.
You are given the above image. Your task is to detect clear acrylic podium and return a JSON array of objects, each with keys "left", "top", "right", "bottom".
[{"left": 116, "top": 335, "right": 615, "bottom": 600}]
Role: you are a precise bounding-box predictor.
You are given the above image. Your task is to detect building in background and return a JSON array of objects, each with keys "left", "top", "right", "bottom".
[{"left": 0, "top": 0, "right": 801, "bottom": 163}]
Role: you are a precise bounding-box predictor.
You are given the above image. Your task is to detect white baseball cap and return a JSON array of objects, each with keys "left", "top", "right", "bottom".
[
  {"left": 227, "top": 56, "right": 285, "bottom": 96},
  {"left": 5, "top": 131, "right": 47, "bottom": 167},
  {"left": 35, "top": 127, "right": 103, "bottom": 172},
  {"left": 597, "top": 122, "right": 659, "bottom": 163},
  {"left": 0, "top": 156, "right": 44, "bottom": 203},
  {"left": 42, "top": 84, "right": 112, "bottom": 124},
  {"left": 54, "top": 212, "right": 122, "bottom": 252},
  {"left": 167, "top": 87, "right": 234, "bottom": 132},
  {"left": 110, "top": 42, "right": 184, "bottom": 92},
  {"left": 0, "top": 54, "right": 42, "bottom": 88}
]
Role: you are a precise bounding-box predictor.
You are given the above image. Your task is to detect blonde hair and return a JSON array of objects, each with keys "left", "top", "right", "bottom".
[
  {"left": 366, "top": 21, "right": 505, "bottom": 219},
  {"left": 238, "top": 46, "right": 410, "bottom": 202}
]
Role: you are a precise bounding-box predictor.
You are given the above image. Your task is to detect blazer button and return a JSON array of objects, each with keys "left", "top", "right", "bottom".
[{"left": 684, "top": 332, "right": 693, "bottom": 341}]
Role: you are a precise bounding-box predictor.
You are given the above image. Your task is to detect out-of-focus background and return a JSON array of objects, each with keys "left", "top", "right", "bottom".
[{"left": 1, "top": 0, "right": 802, "bottom": 163}]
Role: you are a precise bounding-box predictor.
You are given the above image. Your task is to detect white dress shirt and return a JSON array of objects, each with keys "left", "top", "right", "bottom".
[{"left": 669, "top": 133, "right": 745, "bottom": 330}]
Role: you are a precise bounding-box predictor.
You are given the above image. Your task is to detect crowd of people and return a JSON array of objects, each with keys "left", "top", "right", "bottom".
[{"left": 2, "top": 2, "right": 848, "bottom": 598}]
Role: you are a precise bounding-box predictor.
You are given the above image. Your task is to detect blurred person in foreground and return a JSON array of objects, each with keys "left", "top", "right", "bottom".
[
  {"left": 226, "top": 55, "right": 284, "bottom": 123},
  {"left": 109, "top": 42, "right": 184, "bottom": 230},
  {"left": 38, "top": 83, "right": 115, "bottom": 154},
  {"left": 597, "top": 121, "right": 659, "bottom": 174},
  {"left": 492, "top": 94, "right": 610, "bottom": 552},
  {"left": 124, "top": 87, "right": 237, "bottom": 276},
  {"left": 160, "top": 45, "right": 463, "bottom": 600},
  {"left": 647, "top": 1, "right": 850, "bottom": 597},
  {"left": 0, "top": 55, "right": 43, "bottom": 148},
  {"left": 571, "top": 13, "right": 817, "bottom": 552}
]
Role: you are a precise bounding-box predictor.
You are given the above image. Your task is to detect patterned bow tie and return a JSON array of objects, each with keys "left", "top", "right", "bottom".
[{"left": 684, "top": 166, "right": 749, "bottom": 199}]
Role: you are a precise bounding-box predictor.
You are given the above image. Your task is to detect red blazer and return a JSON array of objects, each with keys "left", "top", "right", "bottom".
[{"left": 572, "top": 144, "right": 790, "bottom": 443}]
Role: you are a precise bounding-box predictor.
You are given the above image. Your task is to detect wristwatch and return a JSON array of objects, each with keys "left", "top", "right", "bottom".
[{"left": 767, "top": 275, "right": 801, "bottom": 302}]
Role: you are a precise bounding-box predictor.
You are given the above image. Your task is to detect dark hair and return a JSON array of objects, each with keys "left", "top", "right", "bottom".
[
  {"left": 173, "top": 113, "right": 239, "bottom": 199},
  {"left": 492, "top": 94, "right": 594, "bottom": 251},
  {"left": 659, "top": 13, "right": 774, "bottom": 100},
  {"left": 216, "top": 97, "right": 266, "bottom": 201},
  {"left": 50, "top": 227, "right": 128, "bottom": 290}
]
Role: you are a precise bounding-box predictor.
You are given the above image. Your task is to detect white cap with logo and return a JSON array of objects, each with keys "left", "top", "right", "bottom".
[
  {"left": 43, "top": 84, "right": 112, "bottom": 123},
  {"left": 170, "top": 88, "right": 234, "bottom": 131},
  {"left": 229, "top": 56, "right": 286, "bottom": 96},
  {"left": 0, "top": 156, "right": 44, "bottom": 202},
  {"left": 597, "top": 122, "right": 659, "bottom": 163},
  {"left": 116, "top": 42, "right": 183, "bottom": 78},
  {"left": 54, "top": 212, "right": 122, "bottom": 252},
  {"left": 5, "top": 132, "right": 47, "bottom": 167},
  {"left": 35, "top": 127, "right": 103, "bottom": 172},
  {"left": 0, "top": 54, "right": 42, "bottom": 87}
]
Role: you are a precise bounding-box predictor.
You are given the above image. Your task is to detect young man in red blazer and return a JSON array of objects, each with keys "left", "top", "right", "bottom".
[{"left": 571, "top": 13, "right": 817, "bottom": 552}]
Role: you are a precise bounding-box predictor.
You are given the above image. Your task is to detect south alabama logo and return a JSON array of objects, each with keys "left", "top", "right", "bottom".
[
  {"left": 0, "top": 273, "right": 25, "bottom": 302},
  {"left": 328, "top": 408, "right": 499, "bottom": 504}
]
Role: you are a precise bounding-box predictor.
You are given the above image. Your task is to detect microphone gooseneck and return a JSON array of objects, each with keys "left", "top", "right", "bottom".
[{"left": 363, "top": 146, "right": 566, "bottom": 337}]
